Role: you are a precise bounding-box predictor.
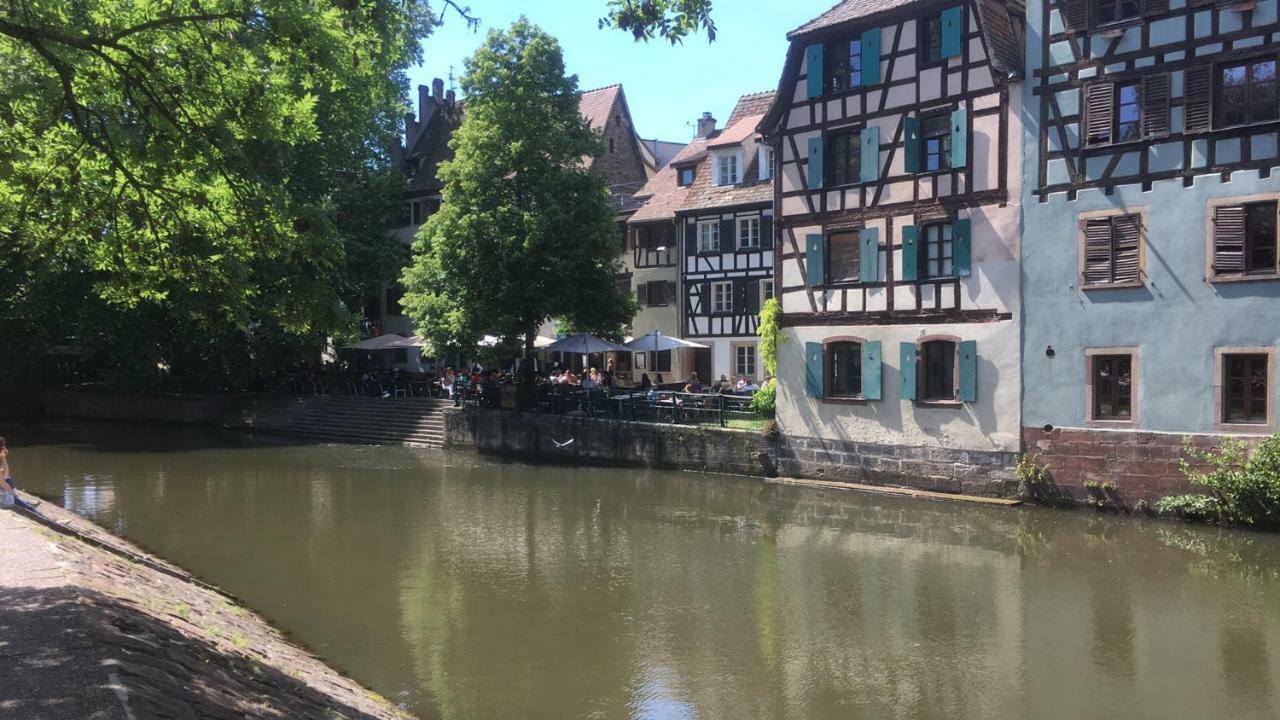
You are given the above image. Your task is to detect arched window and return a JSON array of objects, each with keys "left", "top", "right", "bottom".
[
  {"left": 826, "top": 341, "right": 863, "bottom": 398},
  {"left": 920, "top": 339, "right": 956, "bottom": 400}
]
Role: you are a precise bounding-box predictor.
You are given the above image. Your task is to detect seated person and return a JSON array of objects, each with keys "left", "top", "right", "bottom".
[
  {"left": 741, "top": 376, "right": 760, "bottom": 393},
  {"left": 683, "top": 372, "right": 703, "bottom": 394}
]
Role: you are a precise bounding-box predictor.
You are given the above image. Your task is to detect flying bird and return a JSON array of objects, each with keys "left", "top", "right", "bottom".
[{"left": 552, "top": 438, "right": 575, "bottom": 449}]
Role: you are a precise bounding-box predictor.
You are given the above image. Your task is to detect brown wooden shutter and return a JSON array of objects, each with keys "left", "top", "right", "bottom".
[
  {"left": 1184, "top": 65, "right": 1213, "bottom": 134},
  {"left": 1213, "top": 205, "right": 1247, "bottom": 274},
  {"left": 1112, "top": 214, "right": 1142, "bottom": 283},
  {"left": 1084, "top": 82, "right": 1114, "bottom": 146},
  {"left": 1082, "top": 218, "right": 1115, "bottom": 285},
  {"left": 1063, "top": 0, "right": 1089, "bottom": 32},
  {"left": 637, "top": 282, "right": 650, "bottom": 306},
  {"left": 1143, "top": 0, "right": 1169, "bottom": 16},
  {"left": 1142, "top": 74, "right": 1171, "bottom": 138}
]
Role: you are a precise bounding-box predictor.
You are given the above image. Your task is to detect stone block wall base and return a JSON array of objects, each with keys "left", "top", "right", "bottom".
[
  {"left": 1021, "top": 426, "right": 1266, "bottom": 509},
  {"left": 774, "top": 436, "right": 1020, "bottom": 498}
]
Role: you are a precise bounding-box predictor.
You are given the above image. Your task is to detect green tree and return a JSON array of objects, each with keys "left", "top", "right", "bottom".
[
  {"left": 0, "top": 0, "right": 435, "bottom": 389},
  {"left": 600, "top": 0, "right": 716, "bottom": 43},
  {"left": 402, "top": 18, "right": 635, "bottom": 364}
]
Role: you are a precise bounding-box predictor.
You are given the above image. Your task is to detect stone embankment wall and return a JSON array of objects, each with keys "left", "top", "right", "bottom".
[
  {"left": 1022, "top": 426, "right": 1261, "bottom": 508},
  {"left": 7, "top": 498, "right": 410, "bottom": 719},
  {"left": 44, "top": 388, "right": 249, "bottom": 425}
]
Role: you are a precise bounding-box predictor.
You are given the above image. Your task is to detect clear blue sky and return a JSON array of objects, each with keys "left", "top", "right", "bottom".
[{"left": 406, "top": 1, "right": 822, "bottom": 142}]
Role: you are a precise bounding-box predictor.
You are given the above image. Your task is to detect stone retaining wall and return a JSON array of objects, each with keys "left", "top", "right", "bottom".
[
  {"left": 774, "top": 436, "right": 1019, "bottom": 497},
  {"left": 1021, "top": 426, "right": 1264, "bottom": 508},
  {"left": 444, "top": 408, "right": 777, "bottom": 478},
  {"left": 44, "top": 388, "right": 250, "bottom": 425}
]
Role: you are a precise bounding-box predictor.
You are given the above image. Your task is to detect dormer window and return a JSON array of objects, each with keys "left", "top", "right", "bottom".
[
  {"left": 716, "top": 153, "right": 741, "bottom": 185},
  {"left": 677, "top": 167, "right": 695, "bottom": 186}
]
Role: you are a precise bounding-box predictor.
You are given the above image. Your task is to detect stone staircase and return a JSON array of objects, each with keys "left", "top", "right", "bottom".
[{"left": 229, "top": 395, "right": 451, "bottom": 448}]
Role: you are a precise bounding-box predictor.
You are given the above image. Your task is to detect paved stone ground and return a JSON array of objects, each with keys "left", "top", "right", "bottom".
[
  {"left": 0, "top": 500, "right": 413, "bottom": 720},
  {"left": 0, "top": 507, "right": 129, "bottom": 720}
]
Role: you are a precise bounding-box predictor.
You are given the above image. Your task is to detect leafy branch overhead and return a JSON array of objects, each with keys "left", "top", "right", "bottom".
[{"left": 599, "top": 0, "right": 716, "bottom": 44}]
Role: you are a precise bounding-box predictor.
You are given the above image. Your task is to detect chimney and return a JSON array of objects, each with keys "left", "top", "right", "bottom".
[
  {"left": 403, "top": 112, "right": 418, "bottom": 147},
  {"left": 445, "top": 89, "right": 456, "bottom": 104},
  {"left": 696, "top": 112, "right": 717, "bottom": 139},
  {"left": 418, "top": 83, "right": 432, "bottom": 119},
  {"left": 432, "top": 78, "right": 444, "bottom": 102}
]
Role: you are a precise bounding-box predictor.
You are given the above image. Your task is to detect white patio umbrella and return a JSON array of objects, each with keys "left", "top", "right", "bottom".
[
  {"left": 624, "top": 330, "right": 709, "bottom": 354},
  {"left": 343, "top": 334, "right": 410, "bottom": 351},
  {"left": 542, "top": 333, "right": 633, "bottom": 355}
]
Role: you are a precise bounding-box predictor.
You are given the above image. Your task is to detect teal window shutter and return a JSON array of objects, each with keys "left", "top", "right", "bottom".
[
  {"left": 903, "top": 116, "right": 921, "bottom": 173},
  {"left": 859, "top": 27, "right": 881, "bottom": 86},
  {"left": 808, "top": 136, "right": 824, "bottom": 190},
  {"left": 900, "top": 225, "right": 919, "bottom": 281},
  {"left": 806, "top": 45, "right": 824, "bottom": 98},
  {"left": 805, "top": 233, "right": 825, "bottom": 287},
  {"left": 953, "top": 218, "right": 972, "bottom": 277},
  {"left": 859, "top": 228, "right": 878, "bottom": 283},
  {"left": 805, "top": 342, "right": 824, "bottom": 398},
  {"left": 900, "top": 342, "right": 917, "bottom": 400},
  {"left": 861, "top": 341, "right": 882, "bottom": 400},
  {"left": 940, "top": 7, "right": 963, "bottom": 59},
  {"left": 950, "top": 108, "right": 968, "bottom": 168},
  {"left": 859, "top": 126, "right": 879, "bottom": 184},
  {"left": 958, "top": 340, "right": 977, "bottom": 402}
]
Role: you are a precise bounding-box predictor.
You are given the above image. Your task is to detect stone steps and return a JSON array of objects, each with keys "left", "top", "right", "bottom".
[{"left": 231, "top": 395, "right": 451, "bottom": 448}]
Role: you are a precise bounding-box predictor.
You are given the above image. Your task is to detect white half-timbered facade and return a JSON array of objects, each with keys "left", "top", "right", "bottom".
[
  {"left": 679, "top": 92, "right": 777, "bottom": 382},
  {"left": 759, "top": 0, "right": 1026, "bottom": 481}
]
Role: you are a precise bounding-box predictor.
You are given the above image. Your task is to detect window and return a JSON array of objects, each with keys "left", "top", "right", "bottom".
[
  {"left": 827, "top": 130, "right": 861, "bottom": 186},
  {"left": 640, "top": 281, "right": 670, "bottom": 307},
  {"left": 1091, "top": 354, "right": 1133, "bottom": 420},
  {"left": 737, "top": 217, "right": 760, "bottom": 249},
  {"left": 759, "top": 146, "right": 774, "bottom": 181},
  {"left": 385, "top": 287, "right": 404, "bottom": 316},
  {"left": 716, "top": 153, "right": 740, "bottom": 185},
  {"left": 1213, "top": 201, "right": 1278, "bottom": 276},
  {"left": 615, "top": 275, "right": 632, "bottom": 297},
  {"left": 1115, "top": 82, "right": 1141, "bottom": 142},
  {"left": 920, "top": 223, "right": 954, "bottom": 279},
  {"left": 1218, "top": 58, "right": 1278, "bottom": 128},
  {"left": 920, "top": 15, "right": 943, "bottom": 65},
  {"left": 697, "top": 220, "right": 720, "bottom": 253},
  {"left": 827, "top": 230, "right": 861, "bottom": 283},
  {"left": 922, "top": 114, "right": 951, "bottom": 172},
  {"left": 678, "top": 167, "right": 695, "bottom": 186},
  {"left": 826, "top": 341, "right": 863, "bottom": 398},
  {"left": 1082, "top": 213, "right": 1142, "bottom": 286},
  {"left": 736, "top": 345, "right": 757, "bottom": 377},
  {"left": 827, "top": 38, "right": 862, "bottom": 91},
  {"left": 920, "top": 340, "right": 956, "bottom": 401},
  {"left": 1224, "top": 354, "right": 1269, "bottom": 424},
  {"left": 410, "top": 198, "right": 439, "bottom": 226},
  {"left": 1093, "top": 0, "right": 1140, "bottom": 25},
  {"left": 761, "top": 279, "right": 775, "bottom": 304},
  {"left": 712, "top": 281, "right": 734, "bottom": 313},
  {"left": 648, "top": 350, "right": 672, "bottom": 373}
]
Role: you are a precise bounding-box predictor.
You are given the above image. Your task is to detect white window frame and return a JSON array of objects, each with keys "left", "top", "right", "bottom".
[
  {"left": 760, "top": 278, "right": 775, "bottom": 304},
  {"left": 737, "top": 216, "right": 760, "bottom": 249},
  {"left": 712, "top": 281, "right": 734, "bottom": 314},
  {"left": 735, "top": 344, "right": 758, "bottom": 378},
  {"left": 758, "top": 146, "right": 774, "bottom": 181},
  {"left": 716, "top": 152, "right": 741, "bottom": 186},
  {"left": 697, "top": 220, "right": 720, "bottom": 253}
]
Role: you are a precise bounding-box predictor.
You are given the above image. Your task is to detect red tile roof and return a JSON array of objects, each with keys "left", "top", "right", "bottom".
[
  {"left": 579, "top": 84, "right": 622, "bottom": 132},
  {"left": 707, "top": 113, "right": 765, "bottom": 150},
  {"left": 628, "top": 138, "right": 708, "bottom": 223}
]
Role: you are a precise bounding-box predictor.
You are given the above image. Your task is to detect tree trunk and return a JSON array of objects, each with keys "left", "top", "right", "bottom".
[{"left": 518, "top": 326, "right": 537, "bottom": 410}]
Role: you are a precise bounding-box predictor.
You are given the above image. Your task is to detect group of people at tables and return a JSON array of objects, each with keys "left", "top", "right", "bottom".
[{"left": 429, "top": 363, "right": 768, "bottom": 405}]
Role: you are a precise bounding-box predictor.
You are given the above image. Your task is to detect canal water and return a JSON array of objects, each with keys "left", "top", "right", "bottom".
[{"left": 9, "top": 421, "right": 1280, "bottom": 719}]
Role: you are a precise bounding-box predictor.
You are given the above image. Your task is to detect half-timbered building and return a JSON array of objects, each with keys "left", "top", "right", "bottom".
[
  {"left": 759, "top": 0, "right": 1026, "bottom": 489},
  {"left": 678, "top": 92, "right": 777, "bottom": 383},
  {"left": 1021, "top": 0, "right": 1280, "bottom": 503}
]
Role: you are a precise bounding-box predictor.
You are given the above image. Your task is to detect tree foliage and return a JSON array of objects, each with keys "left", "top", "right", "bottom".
[
  {"left": 401, "top": 18, "right": 635, "bottom": 358},
  {"left": 0, "top": 0, "right": 434, "bottom": 389},
  {"left": 599, "top": 0, "right": 716, "bottom": 43},
  {"left": 1158, "top": 435, "right": 1280, "bottom": 527},
  {"left": 757, "top": 297, "right": 782, "bottom": 377}
]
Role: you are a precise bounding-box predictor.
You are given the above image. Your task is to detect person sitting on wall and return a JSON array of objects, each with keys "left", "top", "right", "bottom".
[{"left": 0, "top": 438, "right": 33, "bottom": 511}]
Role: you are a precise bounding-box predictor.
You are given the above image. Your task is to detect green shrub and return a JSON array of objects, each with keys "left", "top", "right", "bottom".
[
  {"left": 1157, "top": 434, "right": 1280, "bottom": 527},
  {"left": 749, "top": 380, "right": 776, "bottom": 418}
]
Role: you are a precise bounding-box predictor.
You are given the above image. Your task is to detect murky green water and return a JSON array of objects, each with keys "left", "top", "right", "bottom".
[{"left": 9, "top": 421, "right": 1280, "bottom": 719}]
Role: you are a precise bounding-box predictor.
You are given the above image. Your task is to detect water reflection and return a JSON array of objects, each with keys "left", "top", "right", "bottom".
[{"left": 11, "top": 422, "right": 1280, "bottom": 719}]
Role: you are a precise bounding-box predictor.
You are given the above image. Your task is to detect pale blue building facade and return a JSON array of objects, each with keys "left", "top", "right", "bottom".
[{"left": 1022, "top": 0, "right": 1280, "bottom": 497}]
